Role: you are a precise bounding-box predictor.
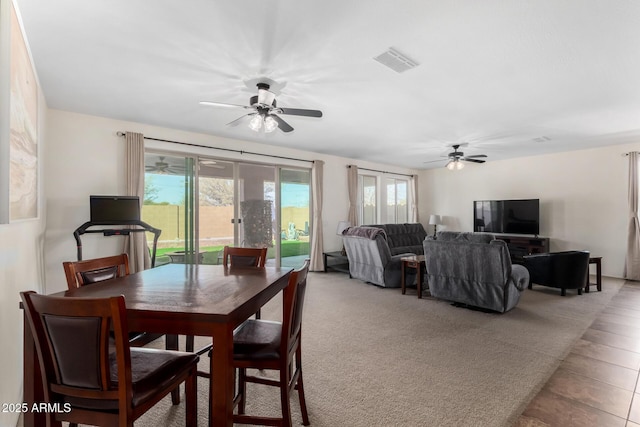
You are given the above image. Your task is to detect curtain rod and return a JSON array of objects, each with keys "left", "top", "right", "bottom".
[
  {"left": 116, "top": 132, "right": 314, "bottom": 164},
  {"left": 348, "top": 164, "right": 414, "bottom": 178}
]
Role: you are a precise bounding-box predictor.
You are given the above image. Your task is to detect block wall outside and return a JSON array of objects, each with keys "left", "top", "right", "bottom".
[
  {"left": 142, "top": 204, "right": 309, "bottom": 247},
  {"left": 281, "top": 207, "right": 310, "bottom": 233},
  {"left": 142, "top": 204, "right": 234, "bottom": 247}
]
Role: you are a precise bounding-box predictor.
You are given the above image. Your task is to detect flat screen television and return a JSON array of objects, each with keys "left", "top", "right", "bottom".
[
  {"left": 90, "top": 195, "right": 140, "bottom": 223},
  {"left": 473, "top": 199, "right": 540, "bottom": 236}
]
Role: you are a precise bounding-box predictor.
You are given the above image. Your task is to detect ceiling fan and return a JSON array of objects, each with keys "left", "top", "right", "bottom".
[
  {"left": 145, "top": 156, "right": 186, "bottom": 175},
  {"left": 425, "top": 144, "right": 488, "bottom": 170},
  {"left": 200, "top": 83, "right": 323, "bottom": 133}
]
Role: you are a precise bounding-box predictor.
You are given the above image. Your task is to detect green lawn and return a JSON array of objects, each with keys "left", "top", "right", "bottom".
[{"left": 154, "top": 240, "right": 310, "bottom": 265}]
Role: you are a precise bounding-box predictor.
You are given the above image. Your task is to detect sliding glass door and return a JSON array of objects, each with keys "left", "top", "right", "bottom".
[
  {"left": 141, "top": 153, "right": 196, "bottom": 265},
  {"left": 280, "top": 168, "right": 311, "bottom": 268},
  {"left": 237, "top": 163, "right": 277, "bottom": 264},
  {"left": 197, "top": 158, "right": 235, "bottom": 265},
  {"left": 143, "top": 152, "right": 310, "bottom": 268}
]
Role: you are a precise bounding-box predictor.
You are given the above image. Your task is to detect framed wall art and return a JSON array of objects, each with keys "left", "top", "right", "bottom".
[{"left": 8, "top": 0, "right": 38, "bottom": 221}]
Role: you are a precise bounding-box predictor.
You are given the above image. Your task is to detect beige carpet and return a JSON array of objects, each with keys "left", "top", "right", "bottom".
[{"left": 96, "top": 272, "right": 626, "bottom": 426}]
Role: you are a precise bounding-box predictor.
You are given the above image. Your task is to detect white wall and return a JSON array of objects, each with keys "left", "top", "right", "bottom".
[
  {"left": 0, "top": 1, "right": 48, "bottom": 426},
  {"left": 43, "top": 109, "right": 417, "bottom": 293},
  {"left": 418, "top": 143, "right": 640, "bottom": 278}
]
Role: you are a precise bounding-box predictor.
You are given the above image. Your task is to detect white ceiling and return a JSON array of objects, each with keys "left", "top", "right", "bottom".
[{"left": 15, "top": 0, "right": 640, "bottom": 169}]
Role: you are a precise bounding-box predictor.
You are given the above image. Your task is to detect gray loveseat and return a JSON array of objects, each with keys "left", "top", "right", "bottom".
[
  {"left": 423, "top": 231, "right": 530, "bottom": 313},
  {"left": 342, "top": 223, "right": 427, "bottom": 288}
]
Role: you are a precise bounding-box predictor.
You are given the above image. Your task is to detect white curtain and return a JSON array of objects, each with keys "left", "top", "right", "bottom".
[
  {"left": 309, "top": 160, "right": 324, "bottom": 271},
  {"left": 410, "top": 175, "right": 418, "bottom": 223},
  {"left": 347, "top": 164, "right": 358, "bottom": 226},
  {"left": 625, "top": 152, "right": 640, "bottom": 280},
  {"left": 124, "top": 132, "right": 151, "bottom": 273}
]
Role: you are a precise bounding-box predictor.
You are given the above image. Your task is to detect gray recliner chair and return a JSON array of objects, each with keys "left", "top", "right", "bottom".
[{"left": 423, "top": 231, "right": 530, "bottom": 313}]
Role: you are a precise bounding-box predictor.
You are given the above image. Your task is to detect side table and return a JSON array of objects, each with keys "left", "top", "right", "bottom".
[
  {"left": 323, "top": 251, "right": 350, "bottom": 275},
  {"left": 584, "top": 256, "right": 602, "bottom": 293},
  {"left": 401, "top": 255, "right": 426, "bottom": 299}
]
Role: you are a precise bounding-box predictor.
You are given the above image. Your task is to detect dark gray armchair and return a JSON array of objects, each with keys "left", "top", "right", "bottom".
[{"left": 523, "top": 250, "right": 590, "bottom": 296}]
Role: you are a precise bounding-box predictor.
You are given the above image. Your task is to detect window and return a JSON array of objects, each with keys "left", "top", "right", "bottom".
[
  {"left": 357, "top": 174, "right": 410, "bottom": 225},
  {"left": 358, "top": 175, "right": 377, "bottom": 225},
  {"left": 385, "top": 178, "right": 408, "bottom": 224}
]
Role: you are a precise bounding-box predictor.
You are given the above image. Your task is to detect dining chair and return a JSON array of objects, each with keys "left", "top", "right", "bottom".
[
  {"left": 223, "top": 245, "right": 268, "bottom": 319},
  {"left": 63, "top": 254, "right": 166, "bottom": 347},
  {"left": 226, "top": 259, "right": 311, "bottom": 427},
  {"left": 20, "top": 291, "right": 199, "bottom": 427},
  {"left": 185, "top": 245, "right": 269, "bottom": 356},
  {"left": 63, "top": 253, "right": 130, "bottom": 288},
  {"left": 63, "top": 254, "right": 182, "bottom": 403},
  {"left": 222, "top": 245, "right": 268, "bottom": 269}
]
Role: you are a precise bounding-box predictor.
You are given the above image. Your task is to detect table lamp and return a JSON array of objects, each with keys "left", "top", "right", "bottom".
[
  {"left": 428, "top": 215, "right": 441, "bottom": 238},
  {"left": 336, "top": 221, "right": 351, "bottom": 255}
]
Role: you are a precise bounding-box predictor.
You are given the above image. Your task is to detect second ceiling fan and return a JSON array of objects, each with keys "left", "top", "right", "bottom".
[
  {"left": 200, "top": 83, "right": 322, "bottom": 133},
  {"left": 425, "top": 144, "right": 488, "bottom": 170}
]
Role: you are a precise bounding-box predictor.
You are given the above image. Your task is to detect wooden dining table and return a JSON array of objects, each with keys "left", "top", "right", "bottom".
[{"left": 23, "top": 263, "right": 293, "bottom": 427}]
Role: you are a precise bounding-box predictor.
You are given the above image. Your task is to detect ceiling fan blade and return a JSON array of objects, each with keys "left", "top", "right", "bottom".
[
  {"left": 278, "top": 107, "right": 323, "bottom": 118},
  {"left": 423, "top": 159, "right": 447, "bottom": 164},
  {"left": 464, "top": 154, "right": 488, "bottom": 158},
  {"left": 226, "top": 113, "right": 256, "bottom": 127},
  {"left": 463, "top": 158, "right": 486, "bottom": 163},
  {"left": 166, "top": 167, "right": 187, "bottom": 175},
  {"left": 200, "top": 160, "right": 226, "bottom": 169},
  {"left": 200, "top": 101, "right": 253, "bottom": 109},
  {"left": 271, "top": 114, "right": 294, "bottom": 132}
]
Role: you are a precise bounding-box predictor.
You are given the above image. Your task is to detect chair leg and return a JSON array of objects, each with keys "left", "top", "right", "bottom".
[
  {"left": 280, "top": 369, "right": 293, "bottom": 427},
  {"left": 296, "top": 349, "right": 310, "bottom": 426},
  {"left": 185, "top": 366, "right": 198, "bottom": 427},
  {"left": 165, "top": 334, "right": 181, "bottom": 404},
  {"left": 561, "top": 288, "right": 566, "bottom": 296},
  {"left": 578, "top": 287, "right": 582, "bottom": 295},
  {"left": 186, "top": 335, "right": 194, "bottom": 353},
  {"left": 238, "top": 368, "right": 247, "bottom": 414},
  {"left": 255, "top": 308, "right": 261, "bottom": 320}
]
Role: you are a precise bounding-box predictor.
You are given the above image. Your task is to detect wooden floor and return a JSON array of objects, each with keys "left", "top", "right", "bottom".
[{"left": 516, "top": 282, "right": 640, "bottom": 427}]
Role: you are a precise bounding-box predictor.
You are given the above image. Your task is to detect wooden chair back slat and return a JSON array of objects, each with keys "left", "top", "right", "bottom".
[
  {"left": 222, "top": 246, "right": 268, "bottom": 268},
  {"left": 63, "top": 254, "right": 130, "bottom": 289}
]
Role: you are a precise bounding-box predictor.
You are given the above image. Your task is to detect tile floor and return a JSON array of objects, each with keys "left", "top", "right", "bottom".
[{"left": 516, "top": 282, "right": 640, "bottom": 427}]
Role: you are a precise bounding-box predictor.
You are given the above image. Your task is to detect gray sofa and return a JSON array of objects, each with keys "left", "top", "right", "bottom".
[
  {"left": 342, "top": 223, "right": 427, "bottom": 288},
  {"left": 365, "top": 223, "right": 427, "bottom": 255},
  {"left": 423, "top": 231, "right": 530, "bottom": 313}
]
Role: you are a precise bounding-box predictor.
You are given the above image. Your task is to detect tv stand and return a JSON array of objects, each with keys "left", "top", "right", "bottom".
[{"left": 494, "top": 235, "right": 549, "bottom": 264}]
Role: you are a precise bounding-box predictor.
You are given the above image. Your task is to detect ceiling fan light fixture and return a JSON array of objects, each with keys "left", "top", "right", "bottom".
[
  {"left": 446, "top": 159, "right": 465, "bottom": 170},
  {"left": 248, "top": 114, "right": 263, "bottom": 132},
  {"left": 264, "top": 115, "right": 278, "bottom": 133}
]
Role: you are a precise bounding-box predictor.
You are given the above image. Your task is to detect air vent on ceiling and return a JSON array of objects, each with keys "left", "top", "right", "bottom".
[
  {"left": 533, "top": 136, "right": 552, "bottom": 143},
  {"left": 374, "top": 47, "right": 419, "bottom": 73}
]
